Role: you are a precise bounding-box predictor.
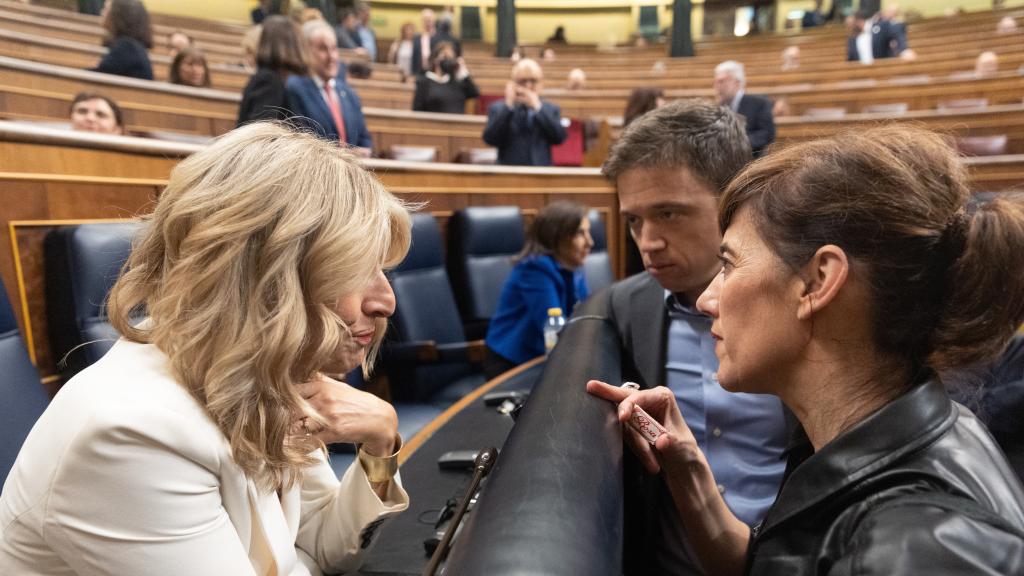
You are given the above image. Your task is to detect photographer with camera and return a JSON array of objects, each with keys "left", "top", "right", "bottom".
[{"left": 482, "top": 59, "right": 567, "bottom": 166}]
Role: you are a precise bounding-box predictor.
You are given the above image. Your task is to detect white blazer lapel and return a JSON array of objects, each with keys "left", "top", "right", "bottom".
[{"left": 247, "top": 480, "right": 302, "bottom": 576}]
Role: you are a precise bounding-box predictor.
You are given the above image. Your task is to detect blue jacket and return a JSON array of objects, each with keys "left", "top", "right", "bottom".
[
  {"left": 285, "top": 75, "right": 373, "bottom": 148},
  {"left": 485, "top": 254, "right": 588, "bottom": 364},
  {"left": 482, "top": 101, "right": 568, "bottom": 166}
]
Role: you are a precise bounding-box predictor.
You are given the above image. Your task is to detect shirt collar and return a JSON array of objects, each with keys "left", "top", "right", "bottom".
[
  {"left": 312, "top": 75, "right": 335, "bottom": 91},
  {"left": 730, "top": 89, "right": 745, "bottom": 112},
  {"left": 425, "top": 70, "right": 450, "bottom": 83},
  {"left": 664, "top": 290, "right": 706, "bottom": 318}
]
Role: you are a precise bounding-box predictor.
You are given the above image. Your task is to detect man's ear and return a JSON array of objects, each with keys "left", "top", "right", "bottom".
[{"left": 796, "top": 245, "right": 849, "bottom": 321}]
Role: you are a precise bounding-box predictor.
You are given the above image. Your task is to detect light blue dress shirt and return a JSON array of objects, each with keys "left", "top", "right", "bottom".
[
  {"left": 664, "top": 292, "right": 788, "bottom": 527},
  {"left": 357, "top": 26, "right": 377, "bottom": 61}
]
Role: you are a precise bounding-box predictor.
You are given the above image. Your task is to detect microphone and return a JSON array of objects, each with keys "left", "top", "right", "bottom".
[{"left": 422, "top": 447, "right": 498, "bottom": 576}]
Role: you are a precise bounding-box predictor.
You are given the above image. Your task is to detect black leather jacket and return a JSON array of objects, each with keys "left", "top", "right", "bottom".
[{"left": 747, "top": 380, "right": 1024, "bottom": 575}]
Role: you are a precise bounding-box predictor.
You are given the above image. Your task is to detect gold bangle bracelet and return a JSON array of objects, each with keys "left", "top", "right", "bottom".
[{"left": 357, "top": 434, "right": 402, "bottom": 484}]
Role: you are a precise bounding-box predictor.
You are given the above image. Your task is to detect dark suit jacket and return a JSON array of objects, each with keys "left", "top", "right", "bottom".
[
  {"left": 412, "top": 74, "right": 480, "bottom": 114},
  {"left": 481, "top": 101, "right": 568, "bottom": 166},
  {"left": 847, "top": 19, "right": 908, "bottom": 61},
  {"left": 93, "top": 36, "right": 153, "bottom": 80},
  {"left": 604, "top": 273, "right": 699, "bottom": 575},
  {"left": 285, "top": 76, "right": 373, "bottom": 148},
  {"left": 410, "top": 34, "right": 431, "bottom": 76},
  {"left": 736, "top": 94, "right": 775, "bottom": 157},
  {"left": 605, "top": 273, "right": 797, "bottom": 575},
  {"left": 236, "top": 69, "right": 292, "bottom": 127}
]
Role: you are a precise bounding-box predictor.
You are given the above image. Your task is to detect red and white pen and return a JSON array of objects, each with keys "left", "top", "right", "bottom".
[{"left": 620, "top": 382, "right": 666, "bottom": 445}]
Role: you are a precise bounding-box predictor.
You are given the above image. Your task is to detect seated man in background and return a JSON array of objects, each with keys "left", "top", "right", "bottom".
[
  {"left": 974, "top": 51, "right": 999, "bottom": 77},
  {"left": 600, "top": 99, "right": 790, "bottom": 575},
  {"left": 713, "top": 60, "right": 774, "bottom": 157},
  {"left": 287, "top": 20, "right": 373, "bottom": 156},
  {"left": 69, "top": 92, "right": 125, "bottom": 136},
  {"left": 168, "top": 31, "right": 192, "bottom": 58},
  {"left": 482, "top": 59, "right": 568, "bottom": 166},
  {"left": 567, "top": 68, "right": 587, "bottom": 90},
  {"left": 780, "top": 45, "right": 800, "bottom": 71},
  {"left": 847, "top": 9, "right": 907, "bottom": 63}
]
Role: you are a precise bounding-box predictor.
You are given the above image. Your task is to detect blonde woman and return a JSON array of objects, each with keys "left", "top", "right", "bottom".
[{"left": 0, "top": 123, "right": 411, "bottom": 575}]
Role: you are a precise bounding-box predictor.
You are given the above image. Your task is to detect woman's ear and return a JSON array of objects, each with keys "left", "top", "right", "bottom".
[{"left": 796, "top": 244, "right": 849, "bottom": 321}]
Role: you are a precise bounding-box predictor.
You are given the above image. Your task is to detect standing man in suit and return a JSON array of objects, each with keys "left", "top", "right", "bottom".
[
  {"left": 410, "top": 8, "right": 437, "bottom": 77},
  {"left": 482, "top": 59, "right": 568, "bottom": 166},
  {"left": 713, "top": 60, "right": 775, "bottom": 158},
  {"left": 287, "top": 20, "right": 373, "bottom": 155},
  {"left": 599, "top": 99, "right": 790, "bottom": 575},
  {"left": 847, "top": 10, "right": 908, "bottom": 63},
  {"left": 355, "top": 2, "right": 378, "bottom": 62}
]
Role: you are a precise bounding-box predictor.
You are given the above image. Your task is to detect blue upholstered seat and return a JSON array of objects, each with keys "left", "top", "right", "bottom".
[
  {"left": 383, "top": 213, "right": 486, "bottom": 405},
  {"left": 446, "top": 206, "right": 525, "bottom": 340},
  {"left": 583, "top": 210, "right": 614, "bottom": 294},
  {"left": 0, "top": 278, "right": 50, "bottom": 484},
  {"left": 45, "top": 222, "right": 144, "bottom": 380}
]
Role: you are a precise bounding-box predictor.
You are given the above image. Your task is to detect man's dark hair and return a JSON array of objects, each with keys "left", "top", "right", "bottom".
[{"left": 602, "top": 99, "right": 752, "bottom": 195}]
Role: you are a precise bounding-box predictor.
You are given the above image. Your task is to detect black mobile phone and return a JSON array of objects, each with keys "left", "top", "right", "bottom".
[{"left": 437, "top": 449, "right": 484, "bottom": 470}]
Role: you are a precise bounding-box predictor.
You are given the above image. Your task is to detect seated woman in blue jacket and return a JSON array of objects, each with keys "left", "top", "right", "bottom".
[{"left": 484, "top": 201, "right": 594, "bottom": 379}]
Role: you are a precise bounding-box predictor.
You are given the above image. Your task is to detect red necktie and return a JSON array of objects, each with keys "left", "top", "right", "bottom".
[{"left": 323, "top": 83, "right": 347, "bottom": 145}]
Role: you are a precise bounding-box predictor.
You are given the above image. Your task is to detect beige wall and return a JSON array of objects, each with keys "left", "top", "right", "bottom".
[
  {"left": 141, "top": 0, "right": 1022, "bottom": 37},
  {"left": 146, "top": 0, "right": 251, "bottom": 23}
]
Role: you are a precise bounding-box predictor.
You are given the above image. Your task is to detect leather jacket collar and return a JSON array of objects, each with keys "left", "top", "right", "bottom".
[{"left": 762, "top": 380, "right": 956, "bottom": 534}]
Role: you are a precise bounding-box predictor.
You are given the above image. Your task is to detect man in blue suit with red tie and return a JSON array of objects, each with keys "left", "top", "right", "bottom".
[{"left": 287, "top": 20, "right": 373, "bottom": 156}]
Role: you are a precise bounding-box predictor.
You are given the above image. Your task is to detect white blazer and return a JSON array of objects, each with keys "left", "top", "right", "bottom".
[{"left": 0, "top": 339, "right": 409, "bottom": 575}]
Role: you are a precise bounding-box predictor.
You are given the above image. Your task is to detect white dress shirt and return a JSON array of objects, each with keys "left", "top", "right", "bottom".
[{"left": 857, "top": 26, "right": 875, "bottom": 64}]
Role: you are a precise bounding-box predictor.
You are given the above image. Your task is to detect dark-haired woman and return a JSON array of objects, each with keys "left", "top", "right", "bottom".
[
  {"left": 169, "top": 47, "right": 211, "bottom": 88},
  {"left": 484, "top": 201, "right": 594, "bottom": 379},
  {"left": 411, "top": 41, "right": 479, "bottom": 114},
  {"left": 589, "top": 125, "right": 1024, "bottom": 575},
  {"left": 69, "top": 92, "right": 124, "bottom": 135},
  {"left": 623, "top": 87, "right": 665, "bottom": 126},
  {"left": 93, "top": 0, "right": 154, "bottom": 80},
  {"left": 236, "top": 15, "right": 307, "bottom": 126}
]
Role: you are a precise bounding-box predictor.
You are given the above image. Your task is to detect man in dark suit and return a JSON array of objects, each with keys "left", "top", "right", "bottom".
[
  {"left": 482, "top": 59, "right": 567, "bottom": 166},
  {"left": 713, "top": 60, "right": 775, "bottom": 157},
  {"left": 801, "top": 0, "right": 826, "bottom": 28},
  {"left": 287, "top": 20, "right": 372, "bottom": 154},
  {"left": 410, "top": 8, "right": 437, "bottom": 77},
  {"left": 846, "top": 10, "right": 908, "bottom": 63},
  {"left": 598, "top": 100, "right": 791, "bottom": 575}
]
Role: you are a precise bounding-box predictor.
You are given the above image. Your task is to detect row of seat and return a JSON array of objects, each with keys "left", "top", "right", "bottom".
[
  {"left": 28, "top": 207, "right": 612, "bottom": 461},
  {"left": 0, "top": 276, "right": 50, "bottom": 484}
]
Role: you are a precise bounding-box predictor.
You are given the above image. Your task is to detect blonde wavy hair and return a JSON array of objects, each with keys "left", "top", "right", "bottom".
[{"left": 108, "top": 122, "right": 411, "bottom": 491}]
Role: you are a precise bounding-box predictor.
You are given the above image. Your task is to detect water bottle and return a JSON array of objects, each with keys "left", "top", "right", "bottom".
[{"left": 544, "top": 307, "right": 566, "bottom": 353}]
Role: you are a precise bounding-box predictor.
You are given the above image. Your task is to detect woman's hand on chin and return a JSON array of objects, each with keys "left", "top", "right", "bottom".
[{"left": 296, "top": 373, "right": 399, "bottom": 456}]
